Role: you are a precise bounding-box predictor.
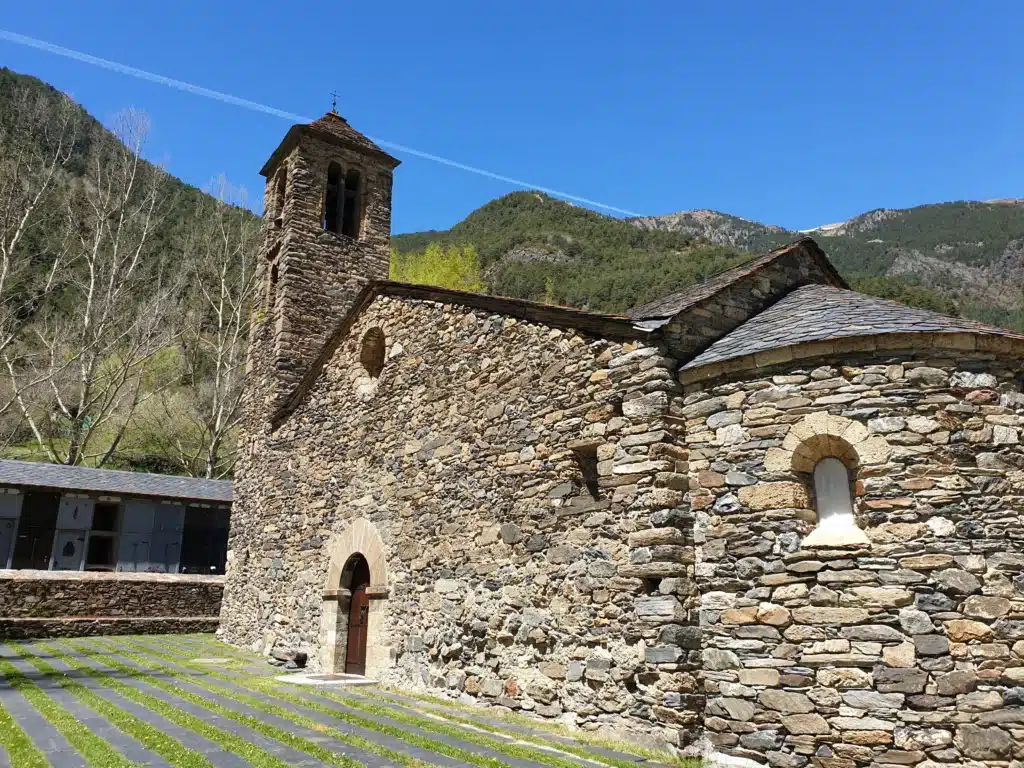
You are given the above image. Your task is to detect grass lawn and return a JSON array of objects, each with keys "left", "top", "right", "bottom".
[{"left": 0, "top": 633, "right": 704, "bottom": 768}]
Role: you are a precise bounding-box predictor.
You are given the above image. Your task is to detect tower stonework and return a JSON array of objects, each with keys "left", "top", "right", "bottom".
[{"left": 251, "top": 111, "right": 400, "bottom": 416}]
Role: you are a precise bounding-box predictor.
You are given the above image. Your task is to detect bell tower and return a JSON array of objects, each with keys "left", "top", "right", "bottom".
[{"left": 251, "top": 110, "right": 401, "bottom": 418}]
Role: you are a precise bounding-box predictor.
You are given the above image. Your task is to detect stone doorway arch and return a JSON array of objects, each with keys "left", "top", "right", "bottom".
[{"left": 318, "top": 517, "right": 390, "bottom": 674}]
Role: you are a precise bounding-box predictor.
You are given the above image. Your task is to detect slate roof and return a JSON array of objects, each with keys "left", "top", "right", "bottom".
[
  {"left": 0, "top": 460, "right": 232, "bottom": 503},
  {"left": 260, "top": 112, "right": 401, "bottom": 177},
  {"left": 682, "top": 284, "right": 1024, "bottom": 370},
  {"left": 627, "top": 238, "right": 847, "bottom": 321},
  {"left": 307, "top": 112, "right": 392, "bottom": 157}
]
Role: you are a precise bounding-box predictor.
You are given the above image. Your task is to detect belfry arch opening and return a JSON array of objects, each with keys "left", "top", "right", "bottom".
[
  {"left": 324, "top": 162, "right": 343, "bottom": 233},
  {"left": 342, "top": 169, "right": 361, "bottom": 238},
  {"left": 274, "top": 167, "right": 287, "bottom": 227}
]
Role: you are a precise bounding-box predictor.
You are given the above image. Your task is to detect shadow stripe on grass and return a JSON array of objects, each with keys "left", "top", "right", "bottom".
[
  {"left": 107, "top": 637, "right": 546, "bottom": 768},
  {"left": 157, "top": 638, "right": 628, "bottom": 768},
  {"left": 38, "top": 640, "right": 375, "bottom": 768},
  {"left": 21, "top": 642, "right": 321, "bottom": 768},
  {"left": 71, "top": 638, "right": 454, "bottom": 768},
  {"left": 0, "top": 658, "right": 87, "bottom": 768},
  {"left": 1, "top": 645, "right": 168, "bottom": 768},
  {"left": 170, "top": 635, "right": 694, "bottom": 768},
  {"left": 105, "top": 637, "right": 520, "bottom": 768},
  {"left": 152, "top": 636, "right": 277, "bottom": 678},
  {"left": 20, "top": 642, "right": 237, "bottom": 768},
  {"left": 161, "top": 635, "right": 655, "bottom": 768},
  {"left": 122, "top": 637, "right": 613, "bottom": 768},
  {"left": 0, "top": 697, "right": 47, "bottom": 768}
]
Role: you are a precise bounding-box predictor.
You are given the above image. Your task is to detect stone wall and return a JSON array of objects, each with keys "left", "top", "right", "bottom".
[
  {"left": 0, "top": 570, "right": 224, "bottom": 638},
  {"left": 221, "top": 294, "right": 702, "bottom": 747},
  {"left": 683, "top": 352, "right": 1024, "bottom": 766}
]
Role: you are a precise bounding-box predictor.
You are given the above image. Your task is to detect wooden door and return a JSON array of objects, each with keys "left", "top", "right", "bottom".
[{"left": 345, "top": 587, "right": 369, "bottom": 675}]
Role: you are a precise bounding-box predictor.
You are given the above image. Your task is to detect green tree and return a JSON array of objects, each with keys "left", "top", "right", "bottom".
[{"left": 390, "top": 243, "right": 486, "bottom": 293}]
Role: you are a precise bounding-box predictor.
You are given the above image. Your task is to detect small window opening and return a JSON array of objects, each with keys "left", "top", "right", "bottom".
[
  {"left": 359, "top": 328, "right": 386, "bottom": 379},
  {"left": 803, "top": 456, "right": 869, "bottom": 547},
  {"left": 341, "top": 169, "right": 361, "bottom": 238},
  {"left": 324, "top": 162, "right": 342, "bottom": 233},
  {"left": 642, "top": 577, "right": 662, "bottom": 595},
  {"left": 274, "top": 167, "right": 287, "bottom": 228},
  {"left": 572, "top": 446, "right": 601, "bottom": 500},
  {"left": 267, "top": 261, "right": 280, "bottom": 309},
  {"left": 813, "top": 457, "right": 854, "bottom": 526}
]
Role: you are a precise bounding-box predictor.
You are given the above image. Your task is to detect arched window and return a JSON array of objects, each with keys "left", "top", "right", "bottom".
[
  {"left": 324, "top": 162, "right": 342, "bottom": 233},
  {"left": 359, "top": 328, "right": 385, "bottom": 379},
  {"left": 274, "top": 167, "right": 287, "bottom": 227},
  {"left": 813, "top": 458, "right": 854, "bottom": 526},
  {"left": 803, "top": 457, "right": 869, "bottom": 547},
  {"left": 341, "top": 169, "right": 361, "bottom": 238}
]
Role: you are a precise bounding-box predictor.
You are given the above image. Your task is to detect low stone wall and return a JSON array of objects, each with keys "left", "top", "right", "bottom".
[{"left": 0, "top": 570, "right": 224, "bottom": 638}]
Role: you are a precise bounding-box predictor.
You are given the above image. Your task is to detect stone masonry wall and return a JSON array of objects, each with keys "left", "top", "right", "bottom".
[
  {"left": 221, "top": 294, "right": 703, "bottom": 748},
  {"left": 682, "top": 351, "right": 1024, "bottom": 767},
  {"left": 0, "top": 570, "right": 224, "bottom": 639}
]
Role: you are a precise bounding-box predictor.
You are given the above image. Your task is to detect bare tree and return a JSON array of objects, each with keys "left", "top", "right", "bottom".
[
  {"left": 5, "top": 109, "right": 181, "bottom": 467},
  {"left": 0, "top": 85, "right": 79, "bottom": 432},
  {"left": 136, "top": 177, "right": 259, "bottom": 477}
]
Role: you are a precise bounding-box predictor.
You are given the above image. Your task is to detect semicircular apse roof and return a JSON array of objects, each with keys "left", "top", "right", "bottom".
[{"left": 681, "top": 284, "right": 1024, "bottom": 371}]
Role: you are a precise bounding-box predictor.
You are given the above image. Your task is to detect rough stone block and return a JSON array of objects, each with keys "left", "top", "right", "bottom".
[
  {"left": 963, "top": 596, "right": 1011, "bottom": 620},
  {"left": 759, "top": 689, "right": 815, "bottom": 714},
  {"left": 954, "top": 724, "right": 1013, "bottom": 760},
  {"left": 874, "top": 667, "right": 927, "bottom": 693},
  {"left": 738, "top": 482, "right": 810, "bottom": 511},
  {"left": 945, "top": 619, "right": 994, "bottom": 643},
  {"left": 792, "top": 607, "right": 869, "bottom": 626}
]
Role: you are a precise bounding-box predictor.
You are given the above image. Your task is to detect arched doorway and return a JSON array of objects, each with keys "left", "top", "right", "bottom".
[
  {"left": 342, "top": 553, "right": 371, "bottom": 675},
  {"left": 318, "top": 518, "right": 390, "bottom": 675}
]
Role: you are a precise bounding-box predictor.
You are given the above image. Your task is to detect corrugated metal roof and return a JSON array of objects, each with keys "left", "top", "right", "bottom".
[{"left": 0, "top": 460, "right": 232, "bottom": 503}]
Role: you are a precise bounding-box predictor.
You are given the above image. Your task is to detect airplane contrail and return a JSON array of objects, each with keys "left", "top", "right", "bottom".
[{"left": 0, "top": 29, "right": 641, "bottom": 217}]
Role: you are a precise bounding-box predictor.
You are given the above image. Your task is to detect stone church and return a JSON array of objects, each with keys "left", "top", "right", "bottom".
[{"left": 220, "top": 111, "right": 1024, "bottom": 767}]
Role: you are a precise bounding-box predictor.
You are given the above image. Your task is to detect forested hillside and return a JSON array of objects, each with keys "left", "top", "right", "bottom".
[
  {"left": 395, "top": 193, "right": 751, "bottom": 312},
  {"left": 392, "top": 194, "right": 987, "bottom": 319},
  {"left": 631, "top": 202, "right": 1024, "bottom": 328},
  {"left": 0, "top": 68, "right": 259, "bottom": 477}
]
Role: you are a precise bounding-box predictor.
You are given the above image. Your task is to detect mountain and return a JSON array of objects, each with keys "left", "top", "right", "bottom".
[
  {"left": 394, "top": 192, "right": 755, "bottom": 313},
  {"left": 394, "top": 195, "right": 1024, "bottom": 329},
  {"left": 0, "top": 68, "right": 261, "bottom": 476},
  {"left": 0, "top": 67, "right": 261, "bottom": 264},
  {"left": 634, "top": 201, "right": 1024, "bottom": 329},
  {"left": 9, "top": 65, "right": 1018, "bottom": 341}
]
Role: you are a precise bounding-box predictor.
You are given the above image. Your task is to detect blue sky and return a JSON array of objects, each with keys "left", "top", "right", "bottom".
[{"left": 2, "top": 1, "right": 1022, "bottom": 233}]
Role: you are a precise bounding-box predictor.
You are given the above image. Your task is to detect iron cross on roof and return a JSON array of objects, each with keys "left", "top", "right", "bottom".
[{"left": 330, "top": 91, "right": 339, "bottom": 114}]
